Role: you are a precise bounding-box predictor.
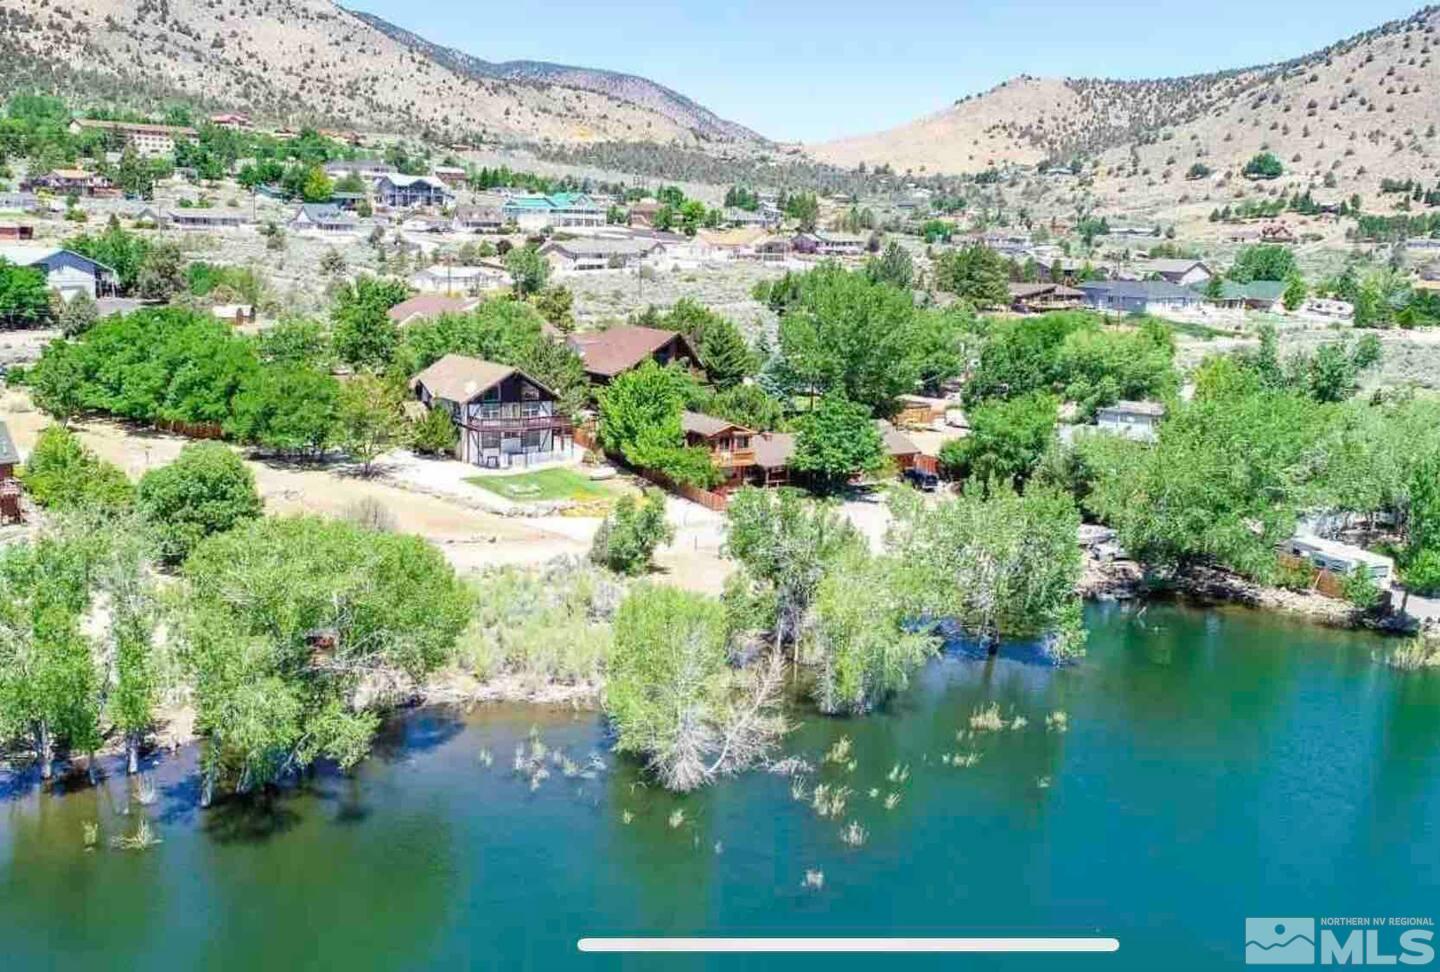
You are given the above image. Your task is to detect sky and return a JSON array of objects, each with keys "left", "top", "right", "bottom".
[{"left": 346, "top": 0, "right": 1428, "bottom": 142}]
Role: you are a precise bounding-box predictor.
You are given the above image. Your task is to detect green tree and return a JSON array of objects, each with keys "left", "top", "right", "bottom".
[
  {"left": 589, "top": 490, "right": 674, "bottom": 575},
  {"left": 598, "top": 360, "right": 717, "bottom": 487},
  {"left": 0, "top": 258, "right": 53, "bottom": 329},
  {"left": 337, "top": 372, "right": 408, "bottom": 475},
  {"left": 1282, "top": 274, "right": 1307, "bottom": 311},
  {"left": 865, "top": 241, "right": 915, "bottom": 290},
  {"left": 226, "top": 364, "right": 339, "bottom": 456},
  {"left": 332, "top": 276, "right": 408, "bottom": 370},
  {"left": 1242, "top": 152, "right": 1284, "bottom": 179},
  {"left": 136, "top": 242, "right": 187, "bottom": 301},
  {"left": 27, "top": 339, "right": 85, "bottom": 425},
  {"left": 136, "top": 442, "right": 263, "bottom": 564},
  {"left": 605, "top": 584, "right": 784, "bottom": 791},
  {"left": 789, "top": 394, "right": 885, "bottom": 492},
  {"left": 532, "top": 285, "right": 574, "bottom": 332},
  {"left": 784, "top": 192, "right": 819, "bottom": 231},
  {"left": 939, "top": 391, "right": 1058, "bottom": 488},
  {"left": 53, "top": 290, "right": 98, "bottom": 337},
  {"left": 933, "top": 244, "right": 1010, "bottom": 309},
  {"left": 182, "top": 516, "right": 471, "bottom": 800},
  {"left": 19, "top": 425, "right": 134, "bottom": 513},
  {"left": 411, "top": 406, "right": 459, "bottom": 456},
  {"left": 505, "top": 245, "right": 550, "bottom": 296},
  {"left": 1229, "top": 244, "right": 1297, "bottom": 283}
]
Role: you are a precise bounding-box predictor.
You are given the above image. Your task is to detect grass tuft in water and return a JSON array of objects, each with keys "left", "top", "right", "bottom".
[
  {"left": 839, "top": 821, "right": 868, "bottom": 847},
  {"left": 1045, "top": 710, "right": 1070, "bottom": 733},
  {"left": 803, "top": 869, "right": 825, "bottom": 890},
  {"left": 111, "top": 818, "right": 161, "bottom": 851}
]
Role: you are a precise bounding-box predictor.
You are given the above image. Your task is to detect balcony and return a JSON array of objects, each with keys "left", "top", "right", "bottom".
[
  {"left": 712, "top": 448, "right": 757, "bottom": 468},
  {"left": 460, "top": 414, "right": 572, "bottom": 433}
]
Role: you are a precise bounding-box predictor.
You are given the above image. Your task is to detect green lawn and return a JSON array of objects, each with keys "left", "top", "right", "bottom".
[{"left": 465, "top": 468, "right": 618, "bottom": 503}]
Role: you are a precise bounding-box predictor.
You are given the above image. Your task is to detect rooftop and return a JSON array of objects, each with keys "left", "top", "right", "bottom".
[
  {"left": 682, "top": 411, "right": 752, "bottom": 438},
  {"left": 387, "top": 294, "right": 478, "bottom": 323},
  {"left": 567, "top": 325, "right": 693, "bottom": 378},
  {"left": 411, "top": 354, "right": 544, "bottom": 404}
]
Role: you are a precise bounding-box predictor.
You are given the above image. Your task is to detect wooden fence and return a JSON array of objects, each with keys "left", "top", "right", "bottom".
[
  {"left": 154, "top": 418, "right": 225, "bottom": 440},
  {"left": 634, "top": 467, "right": 730, "bottom": 512}
]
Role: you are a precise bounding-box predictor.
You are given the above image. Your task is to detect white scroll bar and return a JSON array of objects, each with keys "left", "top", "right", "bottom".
[{"left": 578, "top": 937, "right": 1120, "bottom": 953}]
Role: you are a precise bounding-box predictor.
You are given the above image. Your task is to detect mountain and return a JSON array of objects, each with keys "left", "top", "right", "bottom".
[
  {"left": 0, "top": 0, "right": 764, "bottom": 148},
  {"left": 349, "top": 9, "right": 763, "bottom": 145},
  {"left": 808, "top": 6, "right": 1440, "bottom": 188}
]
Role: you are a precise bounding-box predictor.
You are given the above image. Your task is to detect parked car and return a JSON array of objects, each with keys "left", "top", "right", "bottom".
[{"left": 903, "top": 468, "right": 939, "bottom": 492}]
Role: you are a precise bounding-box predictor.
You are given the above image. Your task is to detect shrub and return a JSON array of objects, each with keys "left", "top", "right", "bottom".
[
  {"left": 19, "top": 426, "right": 134, "bottom": 513},
  {"left": 590, "top": 491, "right": 674, "bottom": 575},
  {"left": 411, "top": 407, "right": 459, "bottom": 456},
  {"left": 136, "top": 442, "right": 263, "bottom": 564}
]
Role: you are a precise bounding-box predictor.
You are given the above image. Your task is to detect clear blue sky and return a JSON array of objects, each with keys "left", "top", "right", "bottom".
[{"left": 346, "top": 1, "right": 1427, "bottom": 142}]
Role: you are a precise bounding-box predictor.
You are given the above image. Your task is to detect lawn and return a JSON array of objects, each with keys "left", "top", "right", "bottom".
[{"left": 466, "top": 468, "right": 620, "bottom": 503}]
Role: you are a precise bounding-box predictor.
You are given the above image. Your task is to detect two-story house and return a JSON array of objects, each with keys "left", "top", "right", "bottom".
[
  {"left": 681, "top": 412, "right": 757, "bottom": 489},
  {"left": 410, "top": 355, "right": 572, "bottom": 468}
]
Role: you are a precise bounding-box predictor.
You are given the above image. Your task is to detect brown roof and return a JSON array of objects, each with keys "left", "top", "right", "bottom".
[
  {"left": 751, "top": 432, "right": 796, "bottom": 469},
  {"left": 567, "top": 326, "right": 694, "bottom": 378},
  {"left": 1009, "top": 282, "right": 1084, "bottom": 299},
  {"left": 411, "top": 354, "right": 522, "bottom": 403},
  {"left": 388, "top": 294, "right": 476, "bottom": 324},
  {"left": 876, "top": 420, "right": 919, "bottom": 457},
  {"left": 681, "top": 411, "right": 753, "bottom": 439}
]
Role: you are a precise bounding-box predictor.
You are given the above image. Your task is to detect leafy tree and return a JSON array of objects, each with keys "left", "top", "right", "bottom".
[
  {"left": 0, "top": 530, "right": 102, "bottom": 780},
  {"left": 598, "top": 360, "right": 717, "bottom": 487},
  {"left": 20, "top": 425, "right": 134, "bottom": 513},
  {"left": 1186, "top": 162, "right": 1213, "bottom": 180},
  {"left": 255, "top": 318, "right": 331, "bottom": 369},
  {"left": 26, "top": 339, "right": 85, "bottom": 424},
  {"left": 337, "top": 372, "right": 408, "bottom": 475},
  {"left": 866, "top": 241, "right": 915, "bottom": 290},
  {"left": 181, "top": 517, "right": 471, "bottom": 800},
  {"left": 939, "top": 391, "right": 1058, "bottom": 488},
  {"left": 1242, "top": 152, "right": 1284, "bottom": 180},
  {"left": 135, "top": 242, "right": 187, "bottom": 301},
  {"left": 887, "top": 482, "right": 1085, "bottom": 658},
  {"left": 136, "top": 442, "right": 263, "bottom": 564},
  {"left": 911, "top": 305, "right": 973, "bottom": 395},
  {"left": 98, "top": 523, "right": 160, "bottom": 774},
  {"left": 693, "top": 315, "right": 753, "bottom": 389},
  {"left": 532, "top": 285, "right": 574, "bottom": 332},
  {"left": 774, "top": 264, "right": 924, "bottom": 414},
  {"left": 505, "top": 245, "right": 550, "bottom": 296},
  {"left": 700, "top": 383, "right": 786, "bottom": 432},
  {"left": 589, "top": 490, "right": 674, "bottom": 575},
  {"left": 227, "top": 364, "right": 339, "bottom": 456},
  {"left": 784, "top": 192, "right": 819, "bottom": 231},
  {"left": 605, "top": 584, "right": 783, "bottom": 791},
  {"left": 300, "top": 166, "right": 333, "bottom": 203},
  {"left": 789, "top": 394, "right": 885, "bottom": 492},
  {"left": 53, "top": 290, "right": 98, "bottom": 337},
  {"left": 1229, "top": 244, "right": 1296, "bottom": 283},
  {"left": 411, "top": 405, "right": 459, "bottom": 456},
  {"left": 933, "top": 245, "right": 1010, "bottom": 309},
  {"left": 1282, "top": 274, "right": 1307, "bottom": 311},
  {"left": 805, "top": 545, "right": 939, "bottom": 714},
  {"left": 332, "top": 275, "right": 408, "bottom": 370},
  {"left": 66, "top": 223, "right": 152, "bottom": 294},
  {"left": 0, "top": 258, "right": 52, "bottom": 329}
]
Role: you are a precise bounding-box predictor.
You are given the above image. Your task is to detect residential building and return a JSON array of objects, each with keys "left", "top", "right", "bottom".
[
  {"left": 167, "top": 208, "right": 248, "bottom": 230},
  {"left": 68, "top": 119, "right": 196, "bottom": 157},
  {"left": 540, "top": 238, "right": 663, "bottom": 273},
  {"left": 324, "top": 160, "right": 396, "bottom": 183},
  {"left": 502, "top": 192, "right": 605, "bottom": 231},
  {"left": 453, "top": 206, "right": 505, "bottom": 233},
  {"left": 567, "top": 326, "right": 697, "bottom": 383},
  {"left": 210, "top": 113, "right": 253, "bottom": 130},
  {"left": 0, "top": 420, "right": 18, "bottom": 481},
  {"left": 0, "top": 245, "right": 118, "bottom": 300},
  {"left": 1079, "top": 280, "right": 1203, "bottom": 315},
  {"left": 0, "top": 225, "right": 34, "bottom": 242},
  {"left": 1282, "top": 534, "right": 1394, "bottom": 585},
  {"left": 409, "top": 263, "right": 510, "bottom": 296},
  {"left": 739, "top": 420, "right": 921, "bottom": 487},
  {"left": 432, "top": 166, "right": 468, "bottom": 188},
  {"left": 682, "top": 412, "right": 757, "bottom": 489},
  {"left": 0, "top": 193, "right": 39, "bottom": 213},
  {"left": 387, "top": 294, "right": 480, "bottom": 326},
  {"left": 376, "top": 174, "right": 453, "bottom": 209},
  {"left": 1136, "top": 258, "right": 1213, "bottom": 287},
  {"left": 792, "top": 231, "right": 866, "bottom": 257},
  {"left": 329, "top": 192, "right": 367, "bottom": 212},
  {"left": 628, "top": 201, "right": 663, "bottom": 228},
  {"left": 722, "top": 207, "right": 778, "bottom": 229},
  {"left": 289, "top": 203, "right": 358, "bottom": 234},
  {"left": 1203, "top": 280, "right": 1286, "bottom": 312},
  {"left": 24, "top": 169, "right": 112, "bottom": 197},
  {"left": 1094, "top": 400, "right": 1165, "bottom": 442},
  {"left": 1008, "top": 282, "right": 1085, "bottom": 312},
  {"left": 410, "top": 355, "right": 571, "bottom": 468}
]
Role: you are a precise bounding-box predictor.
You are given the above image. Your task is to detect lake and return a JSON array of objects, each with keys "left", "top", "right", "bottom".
[{"left": 2, "top": 602, "right": 1438, "bottom": 971}]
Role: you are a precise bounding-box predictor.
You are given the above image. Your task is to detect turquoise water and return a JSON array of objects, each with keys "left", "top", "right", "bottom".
[{"left": 2, "top": 602, "right": 1438, "bottom": 971}]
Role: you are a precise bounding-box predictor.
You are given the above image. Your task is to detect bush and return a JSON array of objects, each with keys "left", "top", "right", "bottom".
[
  {"left": 19, "top": 425, "right": 134, "bottom": 513},
  {"left": 411, "top": 406, "right": 459, "bottom": 456},
  {"left": 136, "top": 442, "right": 263, "bottom": 564},
  {"left": 590, "top": 491, "right": 674, "bottom": 575}
]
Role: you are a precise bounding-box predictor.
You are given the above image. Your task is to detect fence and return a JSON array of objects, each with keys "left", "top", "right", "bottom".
[
  {"left": 154, "top": 418, "right": 225, "bottom": 440},
  {"left": 634, "top": 466, "right": 730, "bottom": 512}
]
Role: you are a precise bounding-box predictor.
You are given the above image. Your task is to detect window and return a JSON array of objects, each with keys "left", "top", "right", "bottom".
[{"left": 481, "top": 432, "right": 501, "bottom": 450}]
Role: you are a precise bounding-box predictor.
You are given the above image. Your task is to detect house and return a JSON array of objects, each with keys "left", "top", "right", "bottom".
[
  {"left": 740, "top": 420, "right": 921, "bottom": 487},
  {"left": 68, "top": 119, "right": 196, "bottom": 157},
  {"left": 792, "top": 231, "right": 866, "bottom": 257},
  {"left": 540, "top": 238, "right": 663, "bottom": 273},
  {"left": 0, "top": 420, "right": 18, "bottom": 480},
  {"left": 1079, "top": 280, "right": 1203, "bottom": 315},
  {"left": 376, "top": 174, "right": 452, "bottom": 209},
  {"left": 1008, "top": 282, "right": 1085, "bottom": 312},
  {"left": 387, "top": 294, "right": 481, "bottom": 326},
  {"left": 1202, "top": 280, "right": 1286, "bottom": 312},
  {"left": 432, "top": 166, "right": 468, "bottom": 188},
  {"left": 167, "top": 208, "right": 248, "bottom": 230},
  {"left": 400, "top": 216, "right": 451, "bottom": 234},
  {"left": 895, "top": 395, "right": 950, "bottom": 430},
  {"left": 329, "top": 192, "right": 367, "bottom": 212},
  {"left": 324, "top": 160, "right": 396, "bottom": 183},
  {"left": 410, "top": 355, "right": 572, "bottom": 468},
  {"left": 0, "top": 245, "right": 118, "bottom": 301},
  {"left": 1282, "top": 534, "right": 1394, "bottom": 585},
  {"left": 409, "top": 263, "right": 510, "bottom": 296},
  {"left": 628, "top": 201, "right": 663, "bottom": 228},
  {"left": 567, "top": 326, "right": 697, "bottom": 383},
  {"left": 0, "top": 193, "right": 39, "bottom": 213},
  {"left": 0, "top": 225, "right": 34, "bottom": 242},
  {"left": 682, "top": 412, "right": 757, "bottom": 489},
  {"left": 24, "top": 169, "right": 112, "bottom": 197},
  {"left": 502, "top": 192, "right": 605, "bottom": 231},
  {"left": 453, "top": 206, "right": 505, "bottom": 233},
  {"left": 1095, "top": 400, "right": 1165, "bottom": 442},
  {"left": 1136, "top": 258, "right": 1213, "bottom": 287},
  {"left": 723, "top": 207, "right": 777, "bottom": 229},
  {"left": 210, "top": 113, "right": 253, "bottom": 131},
  {"left": 290, "top": 203, "right": 358, "bottom": 234}
]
